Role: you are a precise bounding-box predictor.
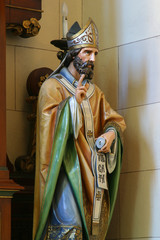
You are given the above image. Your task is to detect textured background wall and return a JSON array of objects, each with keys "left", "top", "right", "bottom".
[{"left": 6, "top": 0, "right": 160, "bottom": 239}]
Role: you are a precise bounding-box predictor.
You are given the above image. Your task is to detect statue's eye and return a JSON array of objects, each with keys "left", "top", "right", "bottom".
[{"left": 85, "top": 51, "right": 91, "bottom": 55}]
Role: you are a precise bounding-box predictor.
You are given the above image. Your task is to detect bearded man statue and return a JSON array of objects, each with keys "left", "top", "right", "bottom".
[{"left": 33, "top": 18, "right": 126, "bottom": 240}]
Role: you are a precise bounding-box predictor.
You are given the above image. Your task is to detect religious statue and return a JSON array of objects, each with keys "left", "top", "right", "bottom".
[{"left": 33, "top": 18, "right": 126, "bottom": 240}]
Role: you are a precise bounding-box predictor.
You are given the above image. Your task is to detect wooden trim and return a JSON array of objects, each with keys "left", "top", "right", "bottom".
[
  {"left": 0, "top": 198, "right": 11, "bottom": 239},
  {"left": 6, "top": 4, "right": 44, "bottom": 13},
  {"left": 0, "top": 0, "right": 6, "bottom": 168},
  {"left": 0, "top": 2, "right": 25, "bottom": 239}
]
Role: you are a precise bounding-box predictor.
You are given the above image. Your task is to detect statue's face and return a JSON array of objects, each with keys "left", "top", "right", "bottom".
[
  {"left": 78, "top": 47, "right": 98, "bottom": 63},
  {"left": 73, "top": 47, "right": 98, "bottom": 80}
]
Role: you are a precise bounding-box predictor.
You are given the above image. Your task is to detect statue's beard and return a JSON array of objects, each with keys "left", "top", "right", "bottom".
[{"left": 73, "top": 56, "right": 94, "bottom": 80}]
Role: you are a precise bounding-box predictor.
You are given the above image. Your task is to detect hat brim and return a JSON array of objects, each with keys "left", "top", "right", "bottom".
[{"left": 50, "top": 39, "right": 68, "bottom": 51}]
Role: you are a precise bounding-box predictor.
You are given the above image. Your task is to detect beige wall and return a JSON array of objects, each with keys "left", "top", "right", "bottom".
[
  {"left": 6, "top": 0, "right": 160, "bottom": 239},
  {"left": 83, "top": 0, "right": 160, "bottom": 239}
]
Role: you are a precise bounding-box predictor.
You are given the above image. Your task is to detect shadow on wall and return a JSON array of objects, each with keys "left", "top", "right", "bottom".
[
  {"left": 94, "top": 0, "right": 119, "bottom": 110},
  {"left": 99, "top": 0, "right": 119, "bottom": 49},
  {"left": 119, "top": 60, "right": 154, "bottom": 238},
  {"left": 93, "top": 1, "right": 120, "bottom": 238}
]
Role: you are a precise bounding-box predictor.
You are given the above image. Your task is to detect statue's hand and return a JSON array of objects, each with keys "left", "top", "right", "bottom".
[
  {"left": 75, "top": 74, "right": 89, "bottom": 104},
  {"left": 98, "top": 131, "right": 115, "bottom": 153}
]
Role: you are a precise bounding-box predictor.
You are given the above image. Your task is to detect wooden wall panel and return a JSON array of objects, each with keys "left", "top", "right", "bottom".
[
  {"left": 5, "top": 0, "right": 42, "bottom": 24},
  {"left": 0, "top": 0, "right": 6, "bottom": 168},
  {"left": 0, "top": 198, "right": 11, "bottom": 240}
]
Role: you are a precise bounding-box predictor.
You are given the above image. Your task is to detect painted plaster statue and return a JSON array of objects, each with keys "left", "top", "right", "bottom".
[{"left": 33, "top": 18, "right": 126, "bottom": 240}]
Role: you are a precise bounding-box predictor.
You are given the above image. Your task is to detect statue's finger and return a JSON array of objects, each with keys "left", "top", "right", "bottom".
[{"left": 78, "top": 74, "right": 85, "bottom": 87}]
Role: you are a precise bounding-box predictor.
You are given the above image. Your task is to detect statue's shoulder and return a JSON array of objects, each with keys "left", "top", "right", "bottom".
[
  {"left": 39, "top": 75, "right": 64, "bottom": 98},
  {"left": 42, "top": 74, "right": 63, "bottom": 88}
]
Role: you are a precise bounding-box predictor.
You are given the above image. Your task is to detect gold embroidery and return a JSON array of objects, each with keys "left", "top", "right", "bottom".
[
  {"left": 87, "top": 130, "right": 93, "bottom": 138},
  {"left": 46, "top": 225, "right": 82, "bottom": 240},
  {"left": 83, "top": 186, "right": 110, "bottom": 240},
  {"left": 96, "top": 191, "right": 101, "bottom": 201}
]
